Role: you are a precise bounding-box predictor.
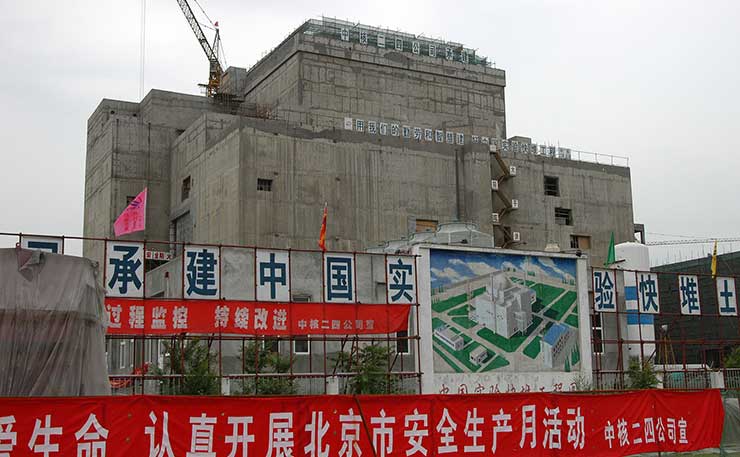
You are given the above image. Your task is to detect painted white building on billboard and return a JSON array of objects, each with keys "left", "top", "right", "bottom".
[
  {"left": 470, "top": 271, "right": 536, "bottom": 338},
  {"left": 540, "top": 323, "right": 577, "bottom": 369}
]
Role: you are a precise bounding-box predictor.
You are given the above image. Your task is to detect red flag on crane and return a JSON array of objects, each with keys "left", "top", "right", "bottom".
[{"left": 318, "top": 202, "right": 328, "bottom": 252}]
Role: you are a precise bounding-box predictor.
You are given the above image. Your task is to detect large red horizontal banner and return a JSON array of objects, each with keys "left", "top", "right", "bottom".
[
  {"left": 105, "top": 298, "right": 411, "bottom": 336},
  {"left": 0, "top": 390, "right": 722, "bottom": 457}
]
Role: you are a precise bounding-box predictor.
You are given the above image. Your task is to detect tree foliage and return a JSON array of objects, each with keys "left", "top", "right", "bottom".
[
  {"left": 724, "top": 346, "right": 740, "bottom": 368},
  {"left": 333, "top": 344, "right": 401, "bottom": 394},
  {"left": 157, "top": 337, "right": 219, "bottom": 395},
  {"left": 238, "top": 341, "right": 296, "bottom": 396},
  {"left": 627, "top": 356, "right": 659, "bottom": 389}
]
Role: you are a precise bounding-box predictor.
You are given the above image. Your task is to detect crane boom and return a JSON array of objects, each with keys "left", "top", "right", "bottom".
[
  {"left": 175, "top": 0, "right": 223, "bottom": 97},
  {"left": 646, "top": 237, "right": 740, "bottom": 246}
]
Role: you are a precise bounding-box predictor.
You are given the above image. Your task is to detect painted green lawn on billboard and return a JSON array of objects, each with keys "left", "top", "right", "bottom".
[
  {"left": 476, "top": 316, "right": 543, "bottom": 353},
  {"left": 544, "top": 291, "right": 578, "bottom": 321}
]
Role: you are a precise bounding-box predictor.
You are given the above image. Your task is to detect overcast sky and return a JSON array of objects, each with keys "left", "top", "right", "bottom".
[{"left": 1, "top": 0, "right": 738, "bottom": 264}]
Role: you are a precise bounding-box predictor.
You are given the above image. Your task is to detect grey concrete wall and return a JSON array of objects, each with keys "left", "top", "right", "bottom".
[
  {"left": 496, "top": 149, "right": 634, "bottom": 267},
  {"left": 169, "top": 113, "right": 241, "bottom": 246},
  {"left": 83, "top": 92, "right": 222, "bottom": 268},
  {"left": 167, "top": 114, "right": 491, "bottom": 251},
  {"left": 240, "top": 31, "right": 506, "bottom": 137}
]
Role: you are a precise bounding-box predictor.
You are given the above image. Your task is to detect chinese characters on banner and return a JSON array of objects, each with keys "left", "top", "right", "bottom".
[
  {"left": 256, "top": 249, "right": 290, "bottom": 302},
  {"left": 0, "top": 390, "right": 723, "bottom": 457},
  {"left": 106, "top": 241, "right": 144, "bottom": 298},
  {"left": 104, "top": 242, "right": 416, "bottom": 335},
  {"left": 593, "top": 269, "right": 740, "bottom": 317},
  {"left": 184, "top": 245, "right": 220, "bottom": 299},
  {"left": 592, "top": 269, "right": 616, "bottom": 312},
  {"left": 717, "top": 276, "right": 738, "bottom": 316},
  {"left": 19, "top": 235, "right": 64, "bottom": 254},
  {"left": 637, "top": 272, "right": 660, "bottom": 314},
  {"left": 386, "top": 256, "right": 416, "bottom": 304},
  {"left": 324, "top": 253, "right": 355, "bottom": 303},
  {"left": 105, "top": 298, "right": 411, "bottom": 336},
  {"left": 679, "top": 274, "right": 701, "bottom": 316}
]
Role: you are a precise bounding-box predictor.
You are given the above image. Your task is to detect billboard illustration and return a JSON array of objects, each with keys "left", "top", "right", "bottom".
[{"left": 429, "top": 248, "right": 580, "bottom": 374}]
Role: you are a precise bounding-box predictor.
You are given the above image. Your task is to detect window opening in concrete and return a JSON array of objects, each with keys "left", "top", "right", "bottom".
[
  {"left": 415, "top": 219, "right": 438, "bottom": 233},
  {"left": 294, "top": 337, "right": 310, "bottom": 355},
  {"left": 592, "top": 312, "right": 603, "bottom": 354},
  {"left": 544, "top": 176, "right": 560, "bottom": 196},
  {"left": 126, "top": 195, "right": 136, "bottom": 205},
  {"left": 292, "top": 293, "right": 311, "bottom": 302},
  {"left": 555, "top": 208, "right": 572, "bottom": 225},
  {"left": 257, "top": 178, "right": 273, "bottom": 192},
  {"left": 181, "top": 176, "right": 191, "bottom": 201},
  {"left": 570, "top": 234, "right": 591, "bottom": 250},
  {"left": 396, "top": 330, "right": 410, "bottom": 354}
]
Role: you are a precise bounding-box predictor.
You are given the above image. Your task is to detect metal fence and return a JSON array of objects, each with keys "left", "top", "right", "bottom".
[
  {"left": 590, "top": 266, "right": 740, "bottom": 392},
  {"left": 2, "top": 232, "right": 423, "bottom": 396}
]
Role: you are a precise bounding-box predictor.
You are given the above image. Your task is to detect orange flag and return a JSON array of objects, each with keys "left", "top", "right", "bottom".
[{"left": 318, "top": 203, "right": 328, "bottom": 252}]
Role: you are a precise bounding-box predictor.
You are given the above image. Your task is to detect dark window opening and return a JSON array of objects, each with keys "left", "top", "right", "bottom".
[
  {"left": 396, "top": 330, "right": 410, "bottom": 354},
  {"left": 555, "top": 207, "right": 572, "bottom": 225},
  {"left": 126, "top": 195, "right": 136, "bottom": 205},
  {"left": 257, "top": 178, "right": 273, "bottom": 192},
  {"left": 592, "top": 328, "right": 603, "bottom": 354},
  {"left": 570, "top": 235, "right": 591, "bottom": 250},
  {"left": 294, "top": 337, "right": 310, "bottom": 354},
  {"left": 544, "top": 176, "right": 560, "bottom": 196},
  {"left": 591, "top": 312, "right": 603, "bottom": 354},
  {"left": 181, "top": 176, "right": 191, "bottom": 201}
]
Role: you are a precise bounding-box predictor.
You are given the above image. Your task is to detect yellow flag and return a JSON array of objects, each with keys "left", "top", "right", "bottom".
[{"left": 711, "top": 240, "right": 718, "bottom": 278}]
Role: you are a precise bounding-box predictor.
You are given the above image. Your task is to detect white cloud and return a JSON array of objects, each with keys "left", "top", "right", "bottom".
[
  {"left": 539, "top": 257, "right": 557, "bottom": 269},
  {"left": 431, "top": 267, "right": 462, "bottom": 282},
  {"left": 536, "top": 257, "right": 575, "bottom": 282},
  {"left": 466, "top": 261, "right": 495, "bottom": 277},
  {"left": 449, "top": 258, "right": 466, "bottom": 266}
]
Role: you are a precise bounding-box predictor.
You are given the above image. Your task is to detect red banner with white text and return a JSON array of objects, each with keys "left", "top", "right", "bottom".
[
  {"left": 104, "top": 298, "right": 411, "bottom": 335},
  {"left": 0, "top": 390, "right": 723, "bottom": 457}
]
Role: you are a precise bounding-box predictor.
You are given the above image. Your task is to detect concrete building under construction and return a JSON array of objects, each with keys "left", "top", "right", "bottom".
[{"left": 84, "top": 18, "right": 636, "bottom": 267}]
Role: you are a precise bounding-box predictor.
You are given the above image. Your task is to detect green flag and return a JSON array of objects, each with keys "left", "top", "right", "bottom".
[{"left": 604, "top": 232, "right": 616, "bottom": 266}]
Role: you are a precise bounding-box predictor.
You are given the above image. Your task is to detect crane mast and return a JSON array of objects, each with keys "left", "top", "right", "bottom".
[{"left": 175, "top": 0, "right": 223, "bottom": 97}]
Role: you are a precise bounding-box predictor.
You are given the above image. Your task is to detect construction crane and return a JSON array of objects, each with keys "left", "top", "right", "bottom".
[
  {"left": 646, "top": 237, "right": 740, "bottom": 246},
  {"left": 175, "top": 0, "right": 223, "bottom": 97}
]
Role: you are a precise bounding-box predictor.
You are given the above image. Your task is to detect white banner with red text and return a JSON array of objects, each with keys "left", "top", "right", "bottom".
[
  {"left": 104, "top": 298, "right": 412, "bottom": 335},
  {"left": 0, "top": 390, "right": 723, "bottom": 456}
]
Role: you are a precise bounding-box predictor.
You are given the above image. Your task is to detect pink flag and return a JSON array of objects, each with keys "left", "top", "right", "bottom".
[{"left": 114, "top": 188, "right": 147, "bottom": 236}]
